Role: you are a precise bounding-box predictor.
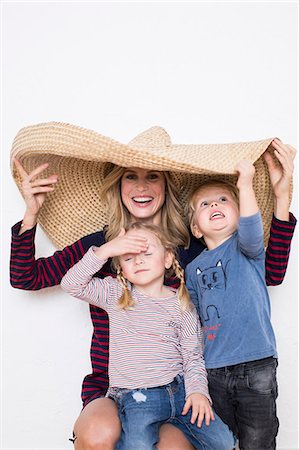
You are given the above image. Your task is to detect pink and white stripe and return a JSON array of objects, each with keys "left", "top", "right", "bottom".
[{"left": 61, "top": 246, "right": 210, "bottom": 401}]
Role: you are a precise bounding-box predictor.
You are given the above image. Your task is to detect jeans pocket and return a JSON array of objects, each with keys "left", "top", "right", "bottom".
[{"left": 246, "top": 362, "right": 277, "bottom": 395}]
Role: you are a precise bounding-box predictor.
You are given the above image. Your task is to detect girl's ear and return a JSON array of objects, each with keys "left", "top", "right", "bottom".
[
  {"left": 192, "top": 224, "right": 203, "bottom": 239},
  {"left": 164, "top": 251, "right": 174, "bottom": 270}
]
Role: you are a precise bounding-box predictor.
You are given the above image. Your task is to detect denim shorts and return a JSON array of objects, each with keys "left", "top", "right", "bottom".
[{"left": 110, "top": 375, "right": 235, "bottom": 450}]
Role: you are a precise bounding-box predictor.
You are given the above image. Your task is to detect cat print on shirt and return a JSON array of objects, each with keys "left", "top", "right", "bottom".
[
  {"left": 196, "top": 260, "right": 226, "bottom": 292},
  {"left": 196, "top": 260, "right": 229, "bottom": 332}
]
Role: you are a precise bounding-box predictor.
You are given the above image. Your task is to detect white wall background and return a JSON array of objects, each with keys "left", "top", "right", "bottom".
[{"left": 1, "top": 2, "right": 297, "bottom": 449}]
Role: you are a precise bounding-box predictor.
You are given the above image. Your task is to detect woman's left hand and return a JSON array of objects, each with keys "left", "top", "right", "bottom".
[{"left": 263, "top": 139, "right": 296, "bottom": 199}]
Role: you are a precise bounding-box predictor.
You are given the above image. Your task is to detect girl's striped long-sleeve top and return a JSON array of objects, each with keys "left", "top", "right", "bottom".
[
  {"left": 10, "top": 213, "right": 296, "bottom": 406},
  {"left": 61, "top": 246, "right": 211, "bottom": 401}
]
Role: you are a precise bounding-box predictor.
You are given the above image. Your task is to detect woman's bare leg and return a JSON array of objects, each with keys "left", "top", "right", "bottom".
[
  {"left": 157, "top": 424, "right": 195, "bottom": 450},
  {"left": 73, "top": 397, "right": 121, "bottom": 450}
]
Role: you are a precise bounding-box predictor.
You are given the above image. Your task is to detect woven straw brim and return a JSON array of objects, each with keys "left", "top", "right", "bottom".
[{"left": 11, "top": 122, "right": 291, "bottom": 249}]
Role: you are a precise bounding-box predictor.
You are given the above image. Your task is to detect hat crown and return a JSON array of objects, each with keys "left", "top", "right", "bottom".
[{"left": 128, "top": 126, "right": 171, "bottom": 149}]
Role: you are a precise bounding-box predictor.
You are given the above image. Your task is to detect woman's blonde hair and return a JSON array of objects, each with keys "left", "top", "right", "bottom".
[
  {"left": 100, "top": 163, "right": 190, "bottom": 248},
  {"left": 112, "top": 222, "right": 192, "bottom": 312},
  {"left": 187, "top": 179, "right": 239, "bottom": 230}
]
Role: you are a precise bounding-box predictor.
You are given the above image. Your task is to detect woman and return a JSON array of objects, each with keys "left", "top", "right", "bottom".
[{"left": 10, "top": 138, "right": 296, "bottom": 450}]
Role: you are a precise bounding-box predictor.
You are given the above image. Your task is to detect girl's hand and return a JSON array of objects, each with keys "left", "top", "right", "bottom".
[
  {"left": 94, "top": 229, "right": 149, "bottom": 260},
  {"left": 14, "top": 158, "right": 58, "bottom": 217},
  {"left": 263, "top": 139, "right": 296, "bottom": 200},
  {"left": 235, "top": 159, "right": 255, "bottom": 190},
  {"left": 182, "top": 393, "right": 215, "bottom": 428}
]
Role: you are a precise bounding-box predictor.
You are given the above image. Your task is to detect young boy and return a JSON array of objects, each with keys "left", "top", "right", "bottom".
[{"left": 185, "top": 160, "right": 280, "bottom": 450}]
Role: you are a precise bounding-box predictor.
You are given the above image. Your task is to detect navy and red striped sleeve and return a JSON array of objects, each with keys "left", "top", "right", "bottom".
[
  {"left": 10, "top": 221, "right": 106, "bottom": 290},
  {"left": 265, "top": 213, "right": 297, "bottom": 286}
]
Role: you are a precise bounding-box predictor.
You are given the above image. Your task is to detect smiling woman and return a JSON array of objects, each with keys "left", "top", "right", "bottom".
[{"left": 10, "top": 124, "right": 296, "bottom": 450}]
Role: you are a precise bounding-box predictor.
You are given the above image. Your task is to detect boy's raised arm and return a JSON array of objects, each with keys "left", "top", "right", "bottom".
[
  {"left": 235, "top": 160, "right": 264, "bottom": 258},
  {"left": 235, "top": 160, "right": 259, "bottom": 218}
]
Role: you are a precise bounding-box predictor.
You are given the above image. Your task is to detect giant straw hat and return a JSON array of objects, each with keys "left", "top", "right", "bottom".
[{"left": 11, "top": 122, "right": 289, "bottom": 249}]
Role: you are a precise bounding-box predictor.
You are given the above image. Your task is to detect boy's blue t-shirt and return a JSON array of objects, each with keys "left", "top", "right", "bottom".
[{"left": 185, "top": 212, "right": 277, "bottom": 369}]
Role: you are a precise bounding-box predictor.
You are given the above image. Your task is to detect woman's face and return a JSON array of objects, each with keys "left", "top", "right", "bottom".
[{"left": 121, "top": 168, "right": 166, "bottom": 224}]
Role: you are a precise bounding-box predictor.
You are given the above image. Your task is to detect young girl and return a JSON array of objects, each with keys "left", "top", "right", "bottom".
[{"left": 61, "top": 222, "right": 235, "bottom": 450}]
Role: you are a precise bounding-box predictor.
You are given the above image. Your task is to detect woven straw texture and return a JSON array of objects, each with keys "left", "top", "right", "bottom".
[{"left": 11, "top": 122, "right": 289, "bottom": 249}]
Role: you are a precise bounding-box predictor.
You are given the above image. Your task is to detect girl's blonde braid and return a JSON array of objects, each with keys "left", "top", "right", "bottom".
[
  {"left": 172, "top": 258, "right": 192, "bottom": 311},
  {"left": 116, "top": 268, "right": 135, "bottom": 310}
]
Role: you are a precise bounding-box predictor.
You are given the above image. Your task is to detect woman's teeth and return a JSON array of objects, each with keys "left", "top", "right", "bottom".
[{"left": 132, "top": 197, "right": 153, "bottom": 203}]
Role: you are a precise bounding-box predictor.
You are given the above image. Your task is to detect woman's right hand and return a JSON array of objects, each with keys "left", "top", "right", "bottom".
[{"left": 14, "top": 158, "right": 58, "bottom": 227}]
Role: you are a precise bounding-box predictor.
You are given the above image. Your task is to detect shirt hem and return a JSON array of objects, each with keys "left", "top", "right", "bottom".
[{"left": 205, "top": 350, "right": 277, "bottom": 369}]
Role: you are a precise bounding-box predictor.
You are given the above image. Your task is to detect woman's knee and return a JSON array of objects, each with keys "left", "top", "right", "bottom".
[
  {"left": 74, "top": 422, "right": 119, "bottom": 450},
  {"left": 73, "top": 398, "right": 121, "bottom": 450}
]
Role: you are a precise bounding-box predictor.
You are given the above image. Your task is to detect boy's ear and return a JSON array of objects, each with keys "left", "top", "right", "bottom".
[
  {"left": 192, "top": 224, "right": 203, "bottom": 239},
  {"left": 164, "top": 251, "right": 174, "bottom": 270}
]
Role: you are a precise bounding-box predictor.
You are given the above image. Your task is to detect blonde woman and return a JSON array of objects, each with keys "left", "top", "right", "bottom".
[{"left": 10, "top": 138, "right": 296, "bottom": 449}]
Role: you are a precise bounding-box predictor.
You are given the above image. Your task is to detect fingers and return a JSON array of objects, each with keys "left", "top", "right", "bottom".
[
  {"left": 194, "top": 408, "right": 205, "bottom": 428},
  {"left": 115, "top": 234, "right": 149, "bottom": 257},
  {"left": 194, "top": 403, "right": 214, "bottom": 428},
  {"left": 263, "top": 151, "right": 275, "bottom": 170},
  {"left": 183, "top": 395, "right": 214, "bottom": 428},
  {"left": 27, "top": 163, "right": 53, "bottom": 182},
  {"left": 274, "top": 150, "right": 293, "bottom": 176},
  {"left": 271, "top": 139, "right": 294, "bottom": 177},
  {"left": 271, "top": 139, "right": 295, "bottom": 163},
  {"left": 30, "top": 175, "right": 58, "bottom": 188},
  {"left": 203, "top": 405, "right": 215, "bottom": 427},
  {"left": 103, "top": 234, "right": 149, "bottom": 259},
  {"left": 181, "top": 398, "right": 191, "bottom": 416},
  {"left": 13, "top": 158, "right": 57, "bottom": 182},
  {"left": 23, "top": 175, "right": 58, "bottom": 197},
  {"left": 124, "top": 235, "right": 148, "bottom": 243},
  {"left": 13, "top": 158, "right": 29, "bottom": 178},
  {"left": 29, "top": 186, "right": 56, "bottom": 194},
  {"left": 235, "top": 159, "right": 255, "bottom": 173},
  {"left": 121, "top": 237, "right": 149, "bottom": 254},
  {"left": 272, "top": 139, "right": 296, "bottom": 159},
  {"left": 286, "top": 144, "right": 297, "bottom": 160}
]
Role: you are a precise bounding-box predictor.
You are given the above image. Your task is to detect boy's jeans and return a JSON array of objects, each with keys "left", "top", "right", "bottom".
[
  {"left": 110, "top": 374, "right": 235, "bottom": 450},
  {"left": 207, "top": 357, "right": 279, "bottom": 450}
]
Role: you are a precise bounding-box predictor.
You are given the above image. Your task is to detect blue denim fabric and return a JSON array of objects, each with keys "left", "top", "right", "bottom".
[
  {"left": 111, "top": 375, "right": 235, "bottom": 450},
  {"left": 207, "top": 357, "right": 279, "bottom": 450}
]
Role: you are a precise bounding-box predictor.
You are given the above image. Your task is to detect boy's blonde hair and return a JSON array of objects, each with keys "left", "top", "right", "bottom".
[
  {"left": 112, "top": 222, "right": 192, "bottom": 312},
  {"left": 100, "top": 163, "right": 190, "bottom": 248},
  {"left": 187, "top": 179, "right": 239, "bottom": 231}
]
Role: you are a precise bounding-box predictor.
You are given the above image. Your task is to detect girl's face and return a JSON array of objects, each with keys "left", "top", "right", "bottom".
[
  {"left": 121, "top": 168, "right": 166, "bottom": 224},
  {"left": 118, "top": 229, "right": 173, "bottom": 291}
]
